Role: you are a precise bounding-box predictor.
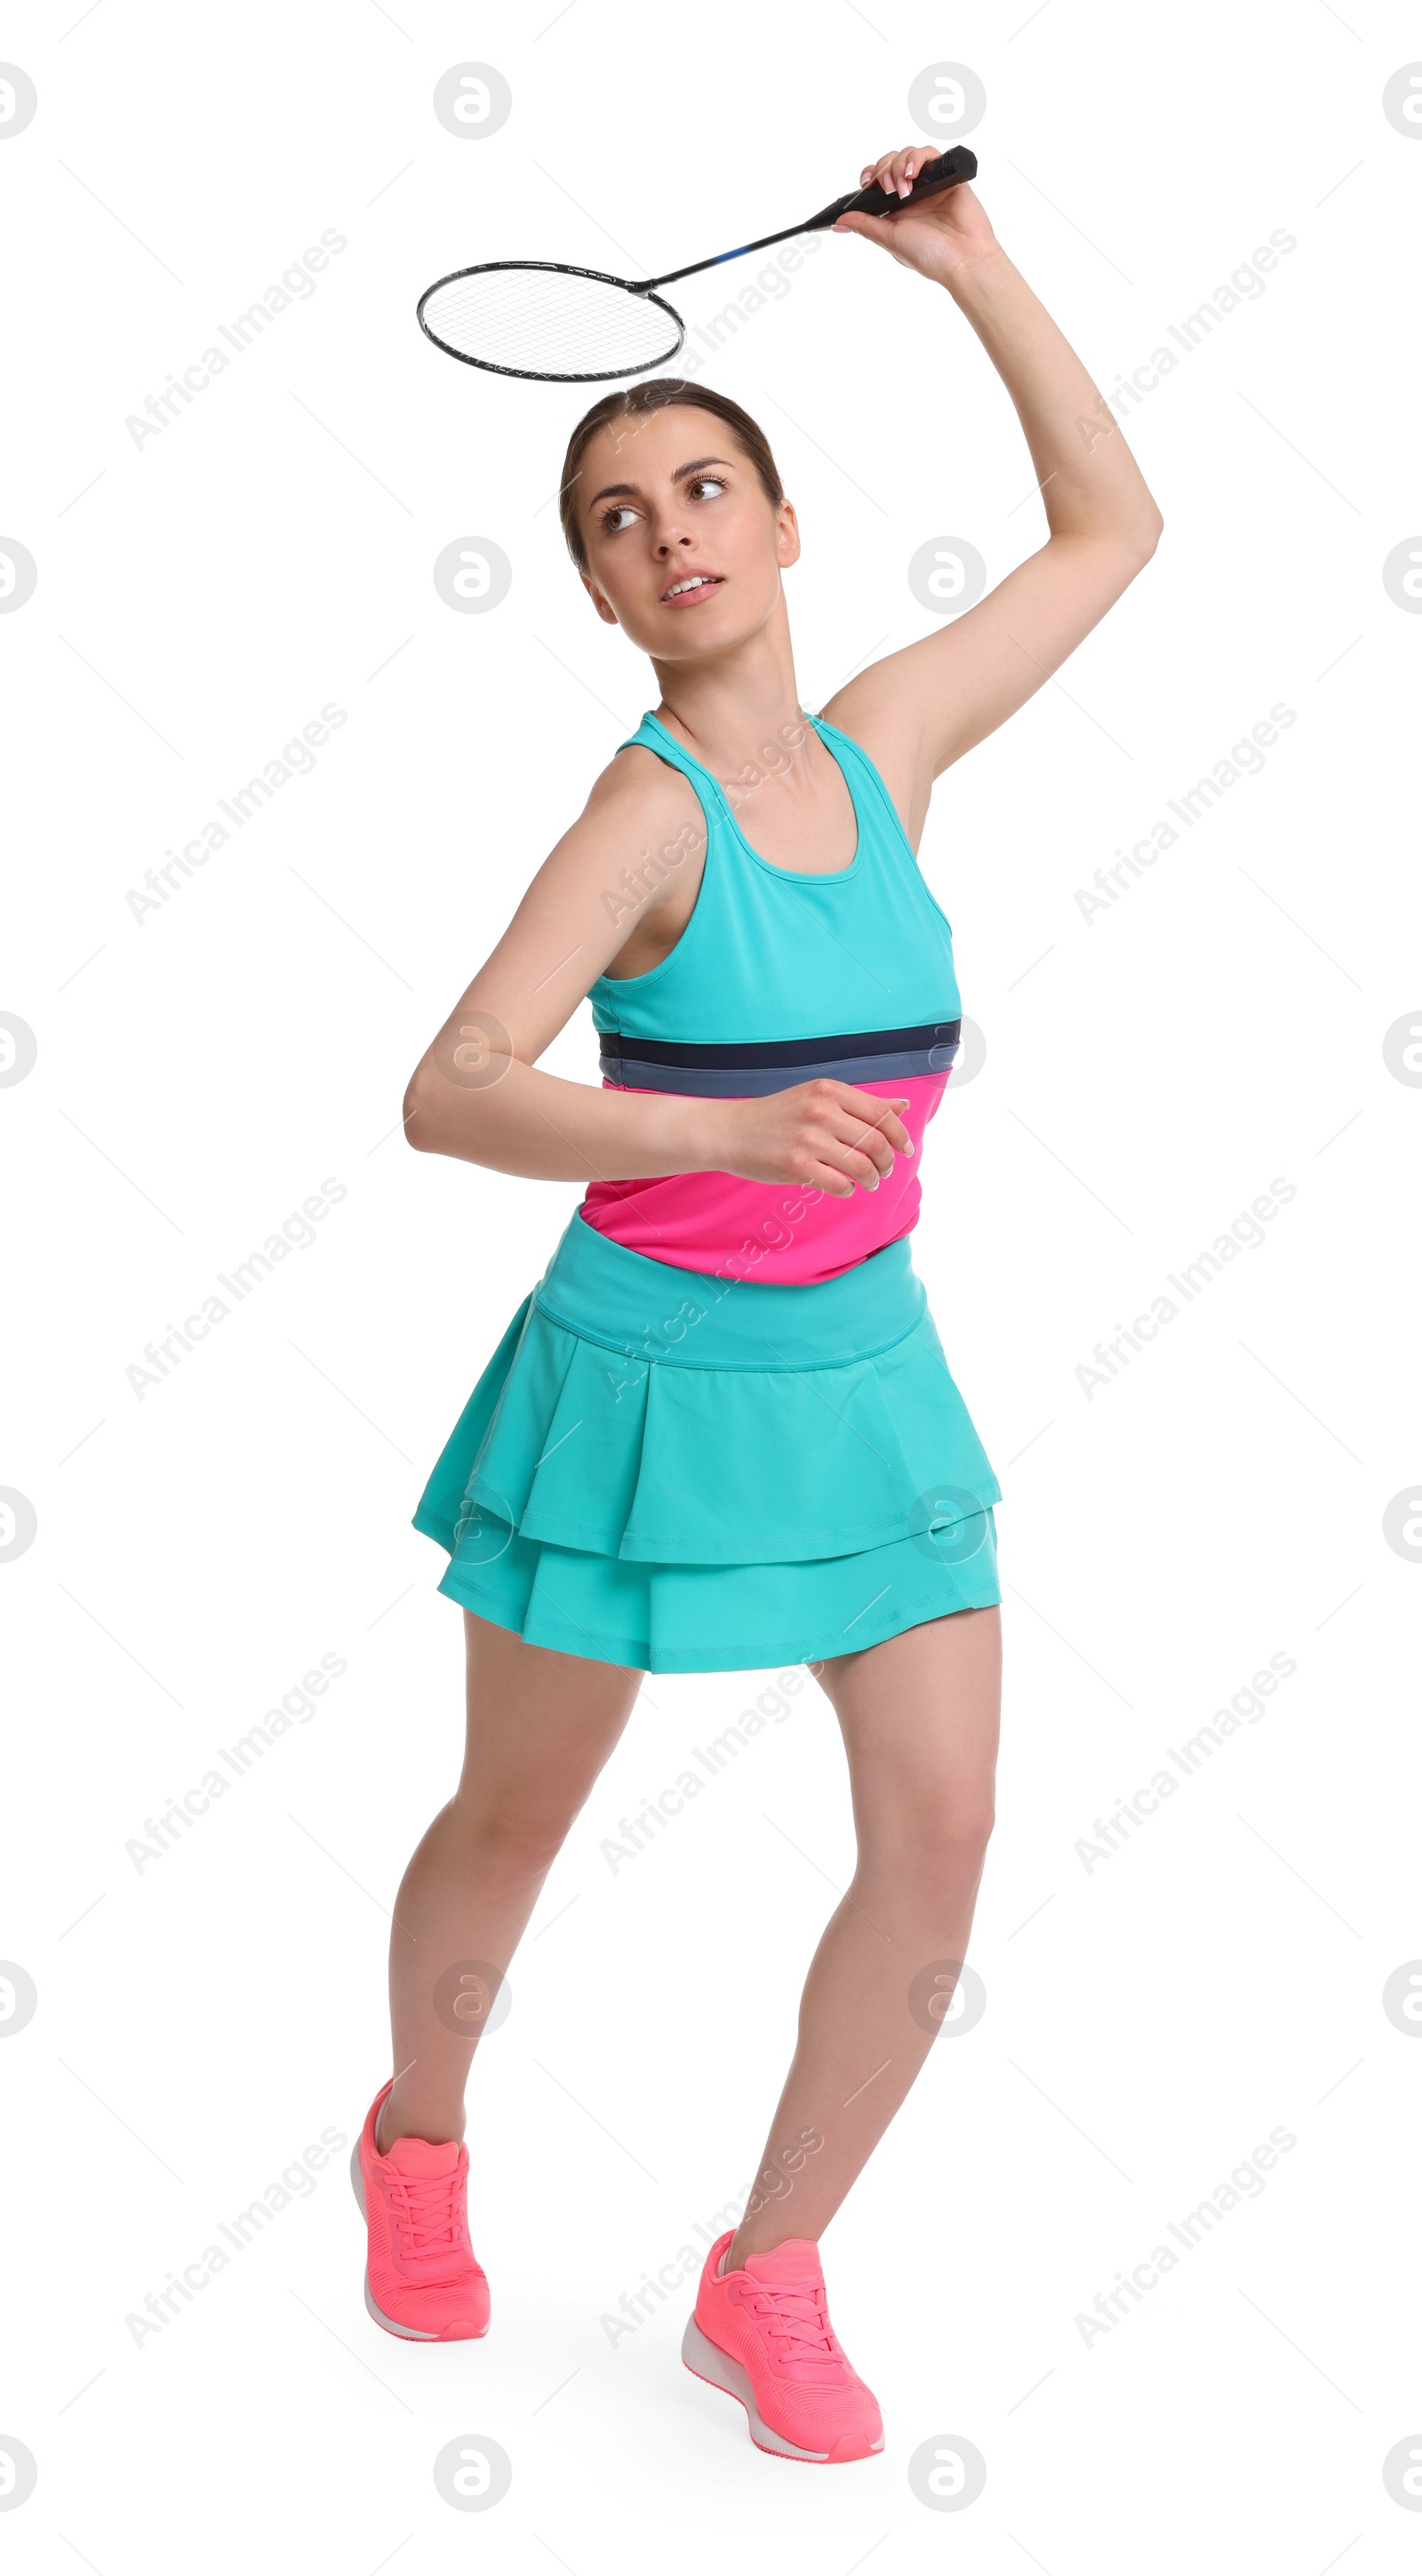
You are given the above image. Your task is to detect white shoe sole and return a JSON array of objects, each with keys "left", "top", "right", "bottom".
[
  {"left": 349, "top": 2137, "right": 487, "bottom": 2341},
  {"left": 681, "top": 2316, "right": 883, "bottom": 2461}
]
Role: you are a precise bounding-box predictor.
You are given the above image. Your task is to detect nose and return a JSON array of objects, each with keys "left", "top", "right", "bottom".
[{"left": 651, "top": 497, "right": 697, "bottom": 554}]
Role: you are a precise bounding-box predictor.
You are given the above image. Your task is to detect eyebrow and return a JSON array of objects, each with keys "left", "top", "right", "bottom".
[{"left": 585, "top": 455, "right": 735, "bottom": 512}]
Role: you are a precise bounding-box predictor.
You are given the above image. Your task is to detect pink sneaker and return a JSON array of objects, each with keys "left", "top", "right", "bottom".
[
  {"left": 683, "top": 2230, "right": 883, "bottom": 2462},
  {"left": 350, "top": 2081, "right": 490, "bottom": 2341}
]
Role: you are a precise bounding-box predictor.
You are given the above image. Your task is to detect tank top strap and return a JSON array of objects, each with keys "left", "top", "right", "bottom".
[
  {"left": 615, "top": 711, "right": 739, "bottom": 841},
  {"left": 805, "top": 709, "right": 915, "bottom": 861}
]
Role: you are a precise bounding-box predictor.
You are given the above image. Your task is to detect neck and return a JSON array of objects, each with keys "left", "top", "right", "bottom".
[{"left": 648, "top": 608, "right": 808, "bottom": 779}]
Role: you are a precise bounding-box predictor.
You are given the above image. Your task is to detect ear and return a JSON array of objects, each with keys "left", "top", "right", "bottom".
[
  {"left": 775, "top": 499, "right": 802, "bottom": 571},
  {"left": 580, "top": 570, "right": 619, "bottom": 626}
]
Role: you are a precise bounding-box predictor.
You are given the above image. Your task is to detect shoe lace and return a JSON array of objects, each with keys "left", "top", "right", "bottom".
[
  {"left": 744, "top": 2277, "right": 839, "bottom": 2363},
  {"left": 387, "top": 2167, "right": 463, "bottom": 2261}
]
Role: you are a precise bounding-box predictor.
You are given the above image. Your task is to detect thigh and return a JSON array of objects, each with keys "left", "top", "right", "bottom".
[
  {"left": 455, "top": 1609, "right": 643, "bottom": 1838},
  {"left": 815, "top": 1607, "right": 1002, "bottom": 1846}
]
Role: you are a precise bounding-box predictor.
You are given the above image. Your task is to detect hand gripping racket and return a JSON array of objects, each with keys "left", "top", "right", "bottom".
[{"left": 416, "top": 145, "right": 978, "bottom": 384}]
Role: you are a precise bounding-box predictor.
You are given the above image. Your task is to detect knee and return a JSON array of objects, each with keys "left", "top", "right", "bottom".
[
  {"left": 445, "top": 1798, "right": 571, "bottom": 1888},
  {"left": 935, "top": 1796, "right": 996, "bottom": 1871},
  {"left": 890, "top": 1794, "right": 995, "bottom": 1893}
]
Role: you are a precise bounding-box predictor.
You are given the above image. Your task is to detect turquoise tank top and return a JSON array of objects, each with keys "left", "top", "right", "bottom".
[{"left": 580, "top": 707, "right": 963, "bottom": 1285}]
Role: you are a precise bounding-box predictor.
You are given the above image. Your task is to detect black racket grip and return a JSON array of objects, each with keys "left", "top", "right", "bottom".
[{"left": 808, "top": 146, "right": 978, "bottom": 230}]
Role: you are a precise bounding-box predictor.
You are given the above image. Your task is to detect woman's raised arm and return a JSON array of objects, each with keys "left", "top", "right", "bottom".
[{"left": 822, "top": 151, "right": 1162, "bottom": 837}]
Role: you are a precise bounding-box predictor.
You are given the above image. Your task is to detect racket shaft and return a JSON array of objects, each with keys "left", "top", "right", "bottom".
[{"left": 645, "top": 147, "right": 977, "bottom": 289}]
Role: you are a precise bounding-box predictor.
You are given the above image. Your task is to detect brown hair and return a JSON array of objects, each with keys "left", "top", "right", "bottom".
[{"left": 557, "top": 378, "right": 785, "bottom": 577}]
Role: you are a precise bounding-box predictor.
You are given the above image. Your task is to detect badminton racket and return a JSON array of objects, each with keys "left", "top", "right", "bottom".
[{"left": 416, "top": 145, "right": 978, "bottom": 384}]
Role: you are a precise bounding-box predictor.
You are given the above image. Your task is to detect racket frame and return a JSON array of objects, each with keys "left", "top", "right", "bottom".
[{"left": 416, "top": 259, "right": 685, "bottom": 383}]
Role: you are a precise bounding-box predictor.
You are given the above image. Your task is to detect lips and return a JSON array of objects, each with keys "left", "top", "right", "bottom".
[{"left": 659, "top": 571, "right": 723, "bottom": 605}]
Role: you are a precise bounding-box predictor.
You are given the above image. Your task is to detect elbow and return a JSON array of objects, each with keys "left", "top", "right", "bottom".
[
  {"left": 1130, "top": 504, "right": 1164, "bottom": 568},
  {"left": 403, "top": 1067, "right": 438, "bottom": 1152},
  {"left": 1097, "top": 508, "right": 1162, "bottom": 596}
]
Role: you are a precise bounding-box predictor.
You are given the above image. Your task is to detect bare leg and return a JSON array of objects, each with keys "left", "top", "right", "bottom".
[
  {"left": 376, "top": 1612, "right": 642, "bottom": 2154},
  {"left": 723, "top": 1606, "right": 1002, "bottom": 2267}
]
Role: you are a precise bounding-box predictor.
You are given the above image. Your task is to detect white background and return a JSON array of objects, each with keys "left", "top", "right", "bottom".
[{"left": 4, "top": 0, "right": 1420, "bottom": 2564}]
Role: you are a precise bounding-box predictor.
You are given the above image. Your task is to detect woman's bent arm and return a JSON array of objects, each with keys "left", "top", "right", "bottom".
[
  {"left": 406, "top": 1049, "right": 720, "bottom": 1183},
  {"left": 403, "top": 748, "right": 713, "bottom": 1177},
  {"left": 403, "top": 748, "right": 912, "bottom": 1200}
]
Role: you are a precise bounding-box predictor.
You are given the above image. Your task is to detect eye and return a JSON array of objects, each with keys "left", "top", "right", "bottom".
[{"left": 595, "top": 475, "right": 727, "bottom": 538}]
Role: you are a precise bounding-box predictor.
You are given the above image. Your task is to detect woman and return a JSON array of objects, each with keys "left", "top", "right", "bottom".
[{"left": 351, "top": 146, "right": 1162, "bottom": 2462}]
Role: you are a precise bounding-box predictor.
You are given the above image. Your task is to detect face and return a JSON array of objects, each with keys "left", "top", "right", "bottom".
[{"left": 575, "top": 403, "right": 799, "bottom": 657}]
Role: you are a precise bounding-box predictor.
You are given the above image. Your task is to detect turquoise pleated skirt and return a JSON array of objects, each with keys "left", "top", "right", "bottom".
[{"left": 412, "top": 1211, "right": 1003, "bottom": 1674}]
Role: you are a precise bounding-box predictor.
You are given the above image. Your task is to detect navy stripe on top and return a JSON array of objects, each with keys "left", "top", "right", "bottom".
[{"left": 600, "top": 1019, "right": 961, "bottom": 1099}]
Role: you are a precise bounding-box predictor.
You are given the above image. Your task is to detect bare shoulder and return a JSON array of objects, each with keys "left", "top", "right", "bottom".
[
  {"left": 416, "top": 735, "right": 711, "bottom": 1066},
  {"left": 465, "top": 735, "right": 708, "bottom": 1026},
  {"left": 532, "top": 738, "right": 706, "bottom": 927},
  {"left": 579, "top": 738, "right": 706, "bottom": 854},
  {"left": 506, "top": 737, "right": 707, "bottom": 922}
]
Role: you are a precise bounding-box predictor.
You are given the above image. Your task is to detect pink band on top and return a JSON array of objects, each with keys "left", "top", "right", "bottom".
[{"left": 579, "top": 1072, "right": 948, "bottom": 1288}]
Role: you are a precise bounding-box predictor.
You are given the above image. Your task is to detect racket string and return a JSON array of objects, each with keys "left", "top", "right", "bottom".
[{"left": 419, "top": 266, "right": 683, "bottom": 379}]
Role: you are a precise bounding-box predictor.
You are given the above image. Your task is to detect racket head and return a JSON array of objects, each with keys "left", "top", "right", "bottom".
[{"left": 416, "top": 260, "right": 686, "bottom": 383}]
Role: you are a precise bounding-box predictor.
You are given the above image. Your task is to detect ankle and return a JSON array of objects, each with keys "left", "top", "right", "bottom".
[{"left": 376, "top": 2094, "right": 464, "bottom": 2158}]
